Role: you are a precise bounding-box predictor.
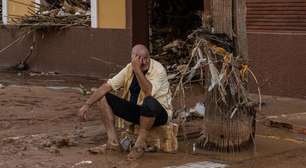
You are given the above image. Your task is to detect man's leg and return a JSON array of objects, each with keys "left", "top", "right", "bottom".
[
  {"left": 96, "top": 93, "right": 142, "bottom": 147},
  {"left": 97, "top": 97, "right": 119, "bottom": 146},
  {"left": 134, "top": 116, "right": 155, "bottom": 148},
  {"left": 128, "top": 96, "right": 168, "bottom": 159},
  {"left": 95, "top": 93, "right": 168, "bottom": 158},
  {"left": 134, "top": 96, "right": 168, "bottom": 147}
]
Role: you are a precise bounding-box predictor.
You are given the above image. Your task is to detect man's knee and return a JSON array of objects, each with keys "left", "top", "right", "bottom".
[
  {"left": 143, "top": 96, "right": 157, "bottom": 106},
  {"left": 141, "top": 96, "right": 159, "bottom": 117}
]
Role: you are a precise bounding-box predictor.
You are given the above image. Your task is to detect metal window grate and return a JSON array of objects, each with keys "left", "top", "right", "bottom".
[{"left": 247, "top": 0, "right": 306, "bottom": 33}]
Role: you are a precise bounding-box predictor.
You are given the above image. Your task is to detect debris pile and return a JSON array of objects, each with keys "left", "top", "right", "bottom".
[
  {"left": 156, "top": 28, "right": 260, "bottom": 152},
  {"left": 150, "top": 0, "right": 203, "bottom": 66},
  {"left": 156, "top": 29, "right": 235, "bottom": 86},
  {"left": 10, "top": 0, "right": 91, "bottom": 29},
  {"left": 152, "top": 39, "right": 191, "bottom": 84}
]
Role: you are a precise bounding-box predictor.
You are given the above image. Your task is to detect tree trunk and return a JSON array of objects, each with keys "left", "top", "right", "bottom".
[
  {"left": 232, "top": 0, "right": 248, "bottom": 61},
  {"left": 199, "top": 0, "right": 255, "bottom": 152},
  {"left": 204, "top": 0, "right": 233, "bottom": 38}
]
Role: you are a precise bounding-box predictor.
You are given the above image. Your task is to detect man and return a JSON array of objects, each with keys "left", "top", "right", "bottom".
[{"left": 79, "top": 44, "right": 173, "bottom": 160}]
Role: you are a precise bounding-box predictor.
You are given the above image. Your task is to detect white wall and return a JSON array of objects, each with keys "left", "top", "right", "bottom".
[
  {"left": 91, "top": 0, "right": 98, "bottom": 28},
  {"left": 2, "top": 0, "right": 8, "bottom": 24}
]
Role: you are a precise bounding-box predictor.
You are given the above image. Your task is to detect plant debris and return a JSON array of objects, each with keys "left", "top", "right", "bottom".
[
  {"left": 9, "top": 0, "right": 91, "bottom": 30},
  {"left": 154, "top": 27, "right": 260, "bottom": 152}
]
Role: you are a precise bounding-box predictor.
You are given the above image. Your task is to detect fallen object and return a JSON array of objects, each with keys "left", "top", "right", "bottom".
[
  {"left": 264, "top": 112, "right": 306, "bottom": 135},
  {"left": 88, "top": 144, "right": 121, "bottom": 154},
  {"left": 72, "top": 160, "right": 93, "bottom": 168},
  {"left": 189, "top": 102, "right": 205, "bottom": 117},
  {"left": 0, "top": 84, "right": 5, "bottom": 89}
]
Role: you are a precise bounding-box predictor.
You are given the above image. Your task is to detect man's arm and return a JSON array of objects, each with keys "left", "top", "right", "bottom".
[
  {"left": 134, "top": 70, "right": 152, "bottom": 97},
  {"left": 132, "top": 56, "right": 152, "bottom": 97},
  {"left": 79, "top": 64, "right": 128, "bottom": 121},
  {"left": 86, "top": 83, "right": 112, "bottom": 106},
  {"left": 79, "top": 83, "right": 112, "bottom": 121}
]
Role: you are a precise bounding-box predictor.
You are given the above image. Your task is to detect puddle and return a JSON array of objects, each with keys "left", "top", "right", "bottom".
[{"left": 178, "top": 140, "right": 256, "bottom": 162}]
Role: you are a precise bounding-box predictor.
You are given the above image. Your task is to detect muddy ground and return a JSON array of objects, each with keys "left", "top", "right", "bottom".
[{"left": 1, "top": 71, "right": 306, "bottom": 168}]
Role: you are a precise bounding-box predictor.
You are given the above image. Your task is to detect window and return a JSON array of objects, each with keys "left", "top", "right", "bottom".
[{"left": 247, "top": 0, "right": 306, "bottom": 33}]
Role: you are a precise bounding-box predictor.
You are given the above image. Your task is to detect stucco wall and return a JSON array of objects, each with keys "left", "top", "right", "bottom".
[
  {"left": 248, "top": 32, "right": 306, "bottom": 99},
  {"left": 0, "top": 27, "right": 132, "bottom": 78}
]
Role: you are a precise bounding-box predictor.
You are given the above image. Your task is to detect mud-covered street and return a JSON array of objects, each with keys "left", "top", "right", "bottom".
[{"left": 1, "top": 73, "right": 306, "bottom": 168}]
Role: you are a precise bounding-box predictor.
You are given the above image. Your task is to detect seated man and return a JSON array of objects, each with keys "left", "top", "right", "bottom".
[{"left": 79, "top": 44, "right": 173, "bottom": 160}]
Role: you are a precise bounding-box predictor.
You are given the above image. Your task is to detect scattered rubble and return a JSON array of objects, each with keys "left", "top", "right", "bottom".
[
  {"left": 0, "top": 83, "right": 5, "bottom": 89},
  {"left": 0, "top": 123, "right": 108, "bottom": 156},
  {"left": 0, "top": 131, "right": 81, "bottom": 156}
]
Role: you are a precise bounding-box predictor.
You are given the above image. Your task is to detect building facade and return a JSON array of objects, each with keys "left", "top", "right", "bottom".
[
  {"left": 247, "top": 0, "right": 306, "bottom": 98},
  {"left": 1, "top": 0, "right": 306, "bottom": 98},
  {"left": 0, "top": 0, "right": 148, "bottom": 77}
]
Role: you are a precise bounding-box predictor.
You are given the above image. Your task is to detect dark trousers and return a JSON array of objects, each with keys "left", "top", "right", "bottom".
[{"left": 105, "top": 93, "right": 168, "bottom": 127}]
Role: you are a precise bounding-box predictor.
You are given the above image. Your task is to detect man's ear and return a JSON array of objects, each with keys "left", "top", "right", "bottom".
[{"left": 131, "top": 54, "right": 136, "bottom": 60}]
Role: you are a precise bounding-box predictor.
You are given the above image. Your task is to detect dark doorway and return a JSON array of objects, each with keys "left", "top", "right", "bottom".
[{"left": 149, "top": 0, "right": 204, "bottom": 55}]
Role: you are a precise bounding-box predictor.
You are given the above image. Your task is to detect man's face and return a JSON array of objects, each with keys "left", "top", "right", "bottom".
[{"left": 131, "top": 51, "right": 150, "bottom": 72}]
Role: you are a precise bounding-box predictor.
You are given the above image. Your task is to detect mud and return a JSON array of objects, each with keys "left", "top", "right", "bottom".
[{"left": 1, "top": 73, "right": 306, "bottom": 167}]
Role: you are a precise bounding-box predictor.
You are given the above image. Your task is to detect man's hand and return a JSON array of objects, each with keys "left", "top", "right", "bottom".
[
  {"left": 79, "top": 104, "right": 90, "bottom": 121},
  {"left": 78, "top": 83, "right": 113, "bottom": 122},
  {"left": 131, "top": 55, "right": 142, "bottom": 73}
]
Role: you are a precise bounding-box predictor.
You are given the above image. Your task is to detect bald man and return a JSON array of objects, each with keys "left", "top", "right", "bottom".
[{"left": 79, "top": 44, "right": 173, "bottom": 160}]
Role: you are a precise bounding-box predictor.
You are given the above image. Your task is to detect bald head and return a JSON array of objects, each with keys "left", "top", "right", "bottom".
[
  {"left": 131, "top": 44, "right": 150, "bottom": 72},
  {"left": 131, "top": 44, "right": 150, "bottom": 58}
]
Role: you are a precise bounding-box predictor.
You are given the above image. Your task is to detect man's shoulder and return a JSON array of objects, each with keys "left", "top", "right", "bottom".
[
  {"left": 151, "top": 59, "right": 166, "bottom": 72},
  {"left": 121, "top": 63, "right": 132, "bottom": 73},
  {"left": 125, "top": 62, "right": 132, "bottom": 68}
]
